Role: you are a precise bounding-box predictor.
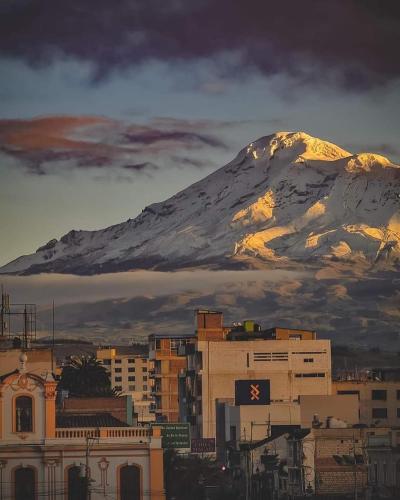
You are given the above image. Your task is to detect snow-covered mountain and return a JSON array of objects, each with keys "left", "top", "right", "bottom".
[{"left": 2, "top": 131, "right": 399, "bottom": 275}]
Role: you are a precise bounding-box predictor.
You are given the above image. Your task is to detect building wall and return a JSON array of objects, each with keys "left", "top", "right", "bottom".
[
  {"left": 299, "top": 394, "right": 359, "bottom": 428},
  {"left": 0, "top": 359, "right": 165, "bottom": 500},
  {"left": 0, "top": 443, "right": 161, "bottom": 500},
  {"left": 97, "top": 348, "right": 154, "bottom": 423},
  {"left": 149, "top": 335, "right": 195, "bottom": 422},
  {"left": 225, "top": 403, "right": 301, "bottom": 443},
  {"left": 0, "top": 348, "right": 53, "bottom": 376},
  {"left": 332, "top": 380, "right": 400, "bottom": 427},
  {"left": 195, "top": 338, "right": 331, "bottom": 438}
]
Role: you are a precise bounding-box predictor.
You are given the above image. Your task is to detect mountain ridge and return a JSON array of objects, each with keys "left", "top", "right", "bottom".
[{"left": 2, "top": 131, "right": 399, "bottom": 275}]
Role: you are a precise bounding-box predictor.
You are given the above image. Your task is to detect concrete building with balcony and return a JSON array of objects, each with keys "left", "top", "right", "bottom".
[
  {"left": 332, "top": 379, "right": 400, "bottom": 427},
  {"left": 180, "top": 322, "right": 332, "bottom": 441},
  {"left": 97, "top": 347, "right": 155, "bottom": 424},
  {"left": 0, "top": 350, "right": 165, "bottom": 500},
  {"left": 148, "top": 332, "right": 195, "bottom": 422}
]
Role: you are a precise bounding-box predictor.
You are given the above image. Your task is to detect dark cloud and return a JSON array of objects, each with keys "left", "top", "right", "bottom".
[
  {"left": 0, "top": 115, "right": 227, "bottom": 176},
  {"left": 123, "top": 129, "right": 226, "bottom": 149},
  {"left": 1, "top": 1, "right": 400, "bottom": 88},
  {"left": 123, "top": 162, "right": 159, "bottom": 172}
]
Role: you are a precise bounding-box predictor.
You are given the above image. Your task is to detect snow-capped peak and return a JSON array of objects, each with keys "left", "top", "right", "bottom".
[{"left": 1, "top": 131, "right": 399, "bottom": 275}]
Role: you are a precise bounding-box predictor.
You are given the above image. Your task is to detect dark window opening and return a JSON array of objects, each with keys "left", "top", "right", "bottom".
[
  {"left": 120, "top": 465, "right": 140, "bottom": 500},
  {"left": 15, "top": 467, "right": 35, "bottom": 500},
  {"left": 68, "top": 466, "right": 86, "bottom": 500},
  {"left": 16, "top": 395, "right": 33, "bottom": 432},
  {"left": 372, "top": 390, "right": 387, "bottom": 401},
  {"left": 372, "top": 408, "right": 387, "bottom": 419}
]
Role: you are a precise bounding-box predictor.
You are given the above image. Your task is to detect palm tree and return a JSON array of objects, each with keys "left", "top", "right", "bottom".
[{"left": 58, "top": 355, "right": 116, "bottom": 397}]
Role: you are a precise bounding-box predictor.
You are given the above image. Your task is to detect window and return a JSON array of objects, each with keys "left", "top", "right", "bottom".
[
  {"left": 128, "top": 376, "right": 135, "bottom": 381},
  {"left": 102, "top": 359, "right": 111, "bottom": 365},
  {"left": 304, "top": 358, "right": 314, "bottom": 363},
  {"left": 15, "top": 467, "right": 35, "bottom": 500},
  {"left": 143, "top": 385, "right": 147, "bottom": 391},
  {"left": 397, "top": 390, "right": 400, "bottom": 400},
  {"left": 372, "top": 390, "right": 387, "bottom": 401},
  {"left": 115, "top": 385, "right": 122, "bottom": 391},
  {"left": 338, "top": 390, "right": 360, "bottom": 397},
  {"left": 128, "top": 358, "right": 135, "bottom": 363},
  {"left": 397, "top": 408, "right": 400, "bottom": 418},
  {"left": 115, "top": 359, "right": 122, "bottom": 364},
  {"left": 142, "top": 367, "right": 147, "bottom": 372},
  {"left": 143, "top": 376, "right": 147, "bottom": 381},
  {"left": 128, "top": 367, "right": 135, "bottom": 372},
  {"left": 372, "top": 408, "right": 387, "bottom": 419},
  {"left": 120, "top": 465, "right": 140, "bottom": 500},
  {"left": 67, "top": 466, "right": 86, "bottom": 500},
  {"left": 129, "top": 385, "right": 135, "bottom": 391},
  {"left": 115, "top": 376, "right": 122, "bottom": 382},
  {"left": 115, "top": 368, "right": 122, "bottom": 373},
  {"left": 295, "top": 373, "right": 325, "bottom": 378},
  {"left": 15, "top": 395, "right": 33, "bottom": 432}
]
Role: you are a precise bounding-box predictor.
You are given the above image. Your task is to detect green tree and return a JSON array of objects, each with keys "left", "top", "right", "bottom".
[{"left": 58, "top": 355, "right": 116, "bottom": 397}]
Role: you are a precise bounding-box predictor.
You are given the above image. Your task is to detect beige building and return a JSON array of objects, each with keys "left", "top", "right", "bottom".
[
  {"left": 182, "top": 328, "right": 332, "bottom": 439},
  {"left": 288, "top": 427, "right": 370, "bottom": 497},
  {"left": 332, "top": 379, "right": 400, "bottom": 427},
  {"left": 0, "top": 350, "right": 165, "bottom": 500},
  {"left": 97, "top": 347, "right": 155, "bottom": 423}
]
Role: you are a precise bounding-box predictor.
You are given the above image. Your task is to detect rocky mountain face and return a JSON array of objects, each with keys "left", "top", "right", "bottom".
[{"left": 2, "top": 131, "right": 399, "bottom": 275}]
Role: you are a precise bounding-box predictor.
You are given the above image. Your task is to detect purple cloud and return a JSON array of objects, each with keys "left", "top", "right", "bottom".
[
  {"left": 0, "top": 1, "right": 399, "bottom": 88},
  {"left": 0, "top": 115, "right": 227, "bottom": 176}
]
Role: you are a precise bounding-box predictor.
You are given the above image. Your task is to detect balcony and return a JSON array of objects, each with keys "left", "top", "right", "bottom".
[{"left": 54, "top": 426, "right": 152, "bottom": 440}]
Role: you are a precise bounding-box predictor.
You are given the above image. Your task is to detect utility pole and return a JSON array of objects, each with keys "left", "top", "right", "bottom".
[
  {"left": 85, "top": 434, "right": 91, "bottom": 500},
  {"left": 353, "top": 433, "right": 358, "bottom": 500}
]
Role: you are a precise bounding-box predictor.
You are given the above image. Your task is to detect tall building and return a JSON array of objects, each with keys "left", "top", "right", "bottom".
[
  {"left": 0, "top": 350, "right": 165, "bottom": 500},
  {"left": 180, "top": 321, "right": 332, "bottom": 440},
  {"left": 97, "top": 347, "right": 155, "bottom": 423},
  {"left": 148, "top": 332, "right": 196, "bottom": 422}
]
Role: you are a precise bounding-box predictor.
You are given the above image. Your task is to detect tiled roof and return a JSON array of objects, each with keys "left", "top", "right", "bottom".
[{"left": 56, "top": 412, "right": 129, "bottom": 428}]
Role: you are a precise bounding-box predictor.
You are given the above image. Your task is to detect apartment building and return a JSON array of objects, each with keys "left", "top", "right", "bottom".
[
  {"left": 332, "top": 379, "right": 400, "bottom": 427},
  {"left": 180, "top": 322, "right": 332, "bottom": 440},
  {"left": 148, "top": 332, "right": 196, "bottom": 422},
  {"left": 97, "top": 347, "right": 155, "bottom": 423}
]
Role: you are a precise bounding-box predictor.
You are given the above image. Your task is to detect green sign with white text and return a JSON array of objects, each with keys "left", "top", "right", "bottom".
[{"left": 152, "top": 423, "right": 191, "bottom": 449}]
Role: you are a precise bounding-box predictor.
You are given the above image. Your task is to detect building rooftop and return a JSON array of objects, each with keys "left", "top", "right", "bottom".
[
  {"left": 56, "top": 412, "right": 129, "bottom": 428},
  {"left": 149, "top": 332, "right": 196, "bottom": 339}
]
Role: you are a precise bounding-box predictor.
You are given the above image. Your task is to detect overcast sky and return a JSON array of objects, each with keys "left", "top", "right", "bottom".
[{"left": 1, "top": 0, "right": 400, "bottom": 266}]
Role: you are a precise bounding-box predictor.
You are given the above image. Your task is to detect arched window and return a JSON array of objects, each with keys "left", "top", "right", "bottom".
[
  {"left": 15, "top": 467, "right": 35, "bottom": 500},
  {"left": 120, "top": 465, "right": 140, "bottom": 500},
  {"left": 15, "top": 395, "right": 33, "bottom": 432},
  {"left": 67, "top": 466, "right": 86, "bottom": 500}
]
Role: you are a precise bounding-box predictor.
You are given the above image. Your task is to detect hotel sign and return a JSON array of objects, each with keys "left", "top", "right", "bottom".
[
  {"left": 153, "top": 423, "right": 191, "bottom": 449},
  {"left": 235, "top": 379, "right": 270, "bottom": 405}
]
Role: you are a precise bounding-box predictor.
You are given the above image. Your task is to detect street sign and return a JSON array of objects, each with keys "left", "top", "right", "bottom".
[
  {"left": 235, "top": 379, "right": 270, "bottom": 405},
  {"left": 152, "top": 423, "right": 191, "bottom": 449},
  {"left": 191, "top": 437, "right": 216, "bottom": 453}
]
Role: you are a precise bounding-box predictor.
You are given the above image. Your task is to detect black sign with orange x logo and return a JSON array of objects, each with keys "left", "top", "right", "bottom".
[{"left": 235, "top": 379, "right": 270, "bottom": 405}]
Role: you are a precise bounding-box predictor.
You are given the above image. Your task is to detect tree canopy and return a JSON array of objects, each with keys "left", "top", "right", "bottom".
[{"left": 58, "top": 355, "right": 116, "bottom": 397}]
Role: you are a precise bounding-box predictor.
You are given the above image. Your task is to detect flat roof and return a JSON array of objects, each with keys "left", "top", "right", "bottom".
[{"left": 149, "top": 332, "right": 196, "bottom": 339}]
